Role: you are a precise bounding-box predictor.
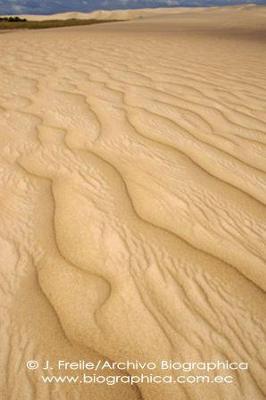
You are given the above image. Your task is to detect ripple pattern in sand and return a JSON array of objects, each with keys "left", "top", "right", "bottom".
[{"left": 0, "top": 15, "right": 266, "bottom": 400}]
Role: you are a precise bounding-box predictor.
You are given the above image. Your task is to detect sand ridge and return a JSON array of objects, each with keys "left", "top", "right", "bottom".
[{"left": 0, "top": 5, "right": 265, "bottom": 400}]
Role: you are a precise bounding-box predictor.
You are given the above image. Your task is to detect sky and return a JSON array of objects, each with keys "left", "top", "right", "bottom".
[{"left": 0, "top": 0, "right": 265, "bottom": 15}]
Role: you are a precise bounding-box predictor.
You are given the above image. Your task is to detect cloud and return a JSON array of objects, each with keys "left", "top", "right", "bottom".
[{"left": 0, "top": 0, "right": 265, "bottom": 15}]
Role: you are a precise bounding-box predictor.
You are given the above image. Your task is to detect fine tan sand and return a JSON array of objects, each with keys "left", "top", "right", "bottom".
[
  {"left": 0, "top": 5, "right": 265, "bottom": 400},
  {"left": 12, "top": 7, "right": 199, "bottom": 21}
]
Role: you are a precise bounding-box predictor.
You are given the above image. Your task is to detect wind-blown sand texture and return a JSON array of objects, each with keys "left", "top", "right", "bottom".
[{"left": 0, "top": 5, "right": 265, "bottom": 400}]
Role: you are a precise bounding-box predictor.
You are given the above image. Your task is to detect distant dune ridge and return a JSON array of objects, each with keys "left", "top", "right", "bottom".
[
  {"left": 1, "top": 7, "right": 195, "bottom": 23},
  {"left": 0, "top": 5, "right": 265, "bottom": 400},
  {"left": 5, "top": 3, "right": 263, "bottom": 21}
]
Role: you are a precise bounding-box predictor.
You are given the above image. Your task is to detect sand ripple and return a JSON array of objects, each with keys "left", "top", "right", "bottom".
[{"left": 0, "top": 6, "right": 265, "bottom": 400}]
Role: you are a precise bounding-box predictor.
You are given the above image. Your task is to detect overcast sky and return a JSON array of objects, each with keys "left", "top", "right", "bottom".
[{"left": 0, "top": 0, "right": 265, "bottom": 15}]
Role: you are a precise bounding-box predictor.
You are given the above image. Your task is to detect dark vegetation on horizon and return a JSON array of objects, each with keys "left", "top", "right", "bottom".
[
  {"left": 0, "top": 16, "right": 27, "bottom": 22},
  {"left": 0, "top": 17, "right": 119, "bottom": 30}
]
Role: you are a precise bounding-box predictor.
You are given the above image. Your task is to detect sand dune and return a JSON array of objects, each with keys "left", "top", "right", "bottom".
[
  {"left": 0, "top": 6, "right": 265, "bottom": 400},
  {"left": 16, "top": 7, "right": 197, "bottom": 22}
]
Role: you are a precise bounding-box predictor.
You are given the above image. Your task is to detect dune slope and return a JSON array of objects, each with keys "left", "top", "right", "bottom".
[{"left": 0, "top": 6, "right": 265, "bottom": 400}]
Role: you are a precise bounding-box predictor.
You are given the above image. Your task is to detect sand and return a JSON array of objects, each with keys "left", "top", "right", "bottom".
[
  {"left": 11, "top": 7, "right": 198, "bottom": 22},
  {"left": 0, "top": 5, "right": 265, "bottom": 400}
]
